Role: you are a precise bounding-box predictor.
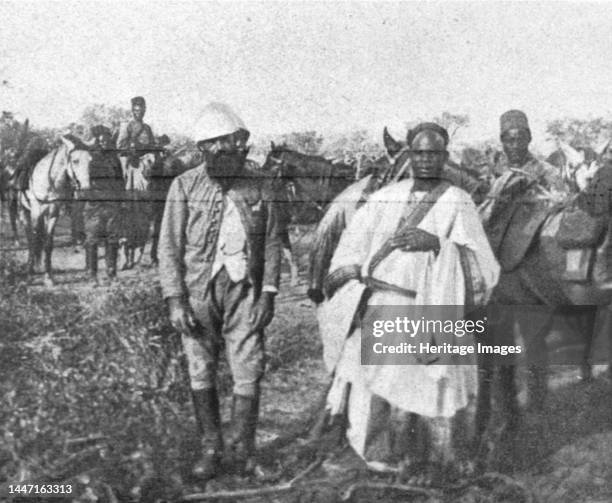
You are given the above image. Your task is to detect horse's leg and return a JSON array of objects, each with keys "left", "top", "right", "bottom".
[
  {"left": 42, "top": 212, "right": 58, "bottom": 287},
  {"left": 23, "top": 209, "right": 35, "bottom": 276},
  {"left": 577, "top": 306, "right": 598, "bottom": 381},
  {"left": 281, "top": 229, "right": 298, "bottom": 286},
  {"left": 520, "top": 308, "right": 554, "bottom": 411},
  {"left": 608, "top": 305, "right": 612, "bottom": 380},
  {"left": 474, "top": 356, "right": 493, "bottom": 469},
  {"left": 150, "top": 201, "right": 162, "bottom": 266},
  {"left": 9, "top": 192, "right": 19, "bottom": 245},
  {"left": 126, "top": 245, "right": 135, "bottom": 270},
  {"left": 480, "top": 307, "right": 521, "bottom": 471}
]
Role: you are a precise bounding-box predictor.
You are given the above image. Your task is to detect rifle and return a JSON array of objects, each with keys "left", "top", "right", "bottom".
[{"left": 95, "top": 146, "right": 168, "bottom": 156}]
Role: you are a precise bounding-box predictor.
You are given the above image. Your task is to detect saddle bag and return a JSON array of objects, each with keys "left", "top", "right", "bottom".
[{"left": 556, "top": 201, "right": 607, "bottom": 249}]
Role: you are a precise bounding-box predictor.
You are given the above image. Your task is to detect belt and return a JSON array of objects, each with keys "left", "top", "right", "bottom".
[{"left": 364, "top": 276, "right": 417, "bottom": 298}]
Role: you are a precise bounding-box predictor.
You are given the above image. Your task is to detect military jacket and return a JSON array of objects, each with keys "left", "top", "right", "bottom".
[{"left": 158, "top": 160, "right": 282, "bottom": 301}]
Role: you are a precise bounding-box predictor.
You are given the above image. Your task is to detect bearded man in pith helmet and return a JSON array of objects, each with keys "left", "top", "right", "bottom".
[{"left": 158, "top": 102, "right": 282, "bottom": 479}]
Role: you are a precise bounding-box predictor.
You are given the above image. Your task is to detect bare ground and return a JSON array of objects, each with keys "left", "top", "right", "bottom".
[{"left": 1, "top": 216, "right": 612, "bottom": 502}]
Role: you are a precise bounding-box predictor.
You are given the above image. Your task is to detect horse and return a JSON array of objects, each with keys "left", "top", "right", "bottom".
[
  {"left": 18, "top": 136, "right": 93, "bottom": 287},
  {"left": 306, "top": 128, "right": 413, "bottom": 300},
  {"left": 1, "top": 135, "right": 51, "bottom": 245},
  {"left": 261, "top": 143, "right": 358, "bottom": 285},
  {"left": 471, "top": 154, "right": 612, "bottom": 470}
]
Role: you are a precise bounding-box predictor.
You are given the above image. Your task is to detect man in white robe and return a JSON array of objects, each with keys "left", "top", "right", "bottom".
[{"left": 318, "top": 124, "right": 500, "bottom": 477}]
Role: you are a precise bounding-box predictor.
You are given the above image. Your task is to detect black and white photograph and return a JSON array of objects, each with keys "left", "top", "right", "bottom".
[{"left": 1, "top": 1, "right": 612, "bottom": 502}]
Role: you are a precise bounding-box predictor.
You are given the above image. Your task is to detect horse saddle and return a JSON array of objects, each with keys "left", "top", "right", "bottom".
[{"left": 487, "top": 198, "right": 551, "bottom": 273}]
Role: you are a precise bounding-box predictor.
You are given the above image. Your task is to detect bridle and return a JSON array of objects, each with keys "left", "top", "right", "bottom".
[
  {"left": 61, "top": 147, "right": 82, "bottom": 191},
  {"left": 266, "top": 151, "right": 327, "bottom": 213}
]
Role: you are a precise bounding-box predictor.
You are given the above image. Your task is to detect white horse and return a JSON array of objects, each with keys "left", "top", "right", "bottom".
[{"left": 19, "top": 136, "right": 93, "bottom": 287}]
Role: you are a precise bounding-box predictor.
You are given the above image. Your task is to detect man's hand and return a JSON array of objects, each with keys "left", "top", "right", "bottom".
[
  {"left": 307, "top": 288, "right": 325, "bottom": 305},
  {"left": 249, "top": 292, "right": 275, "bottom": 334},
  {"left": 392, "top": 228, "right": 440, "bottom": 253},
  {"left": 167, "top": 296, "right": 197, "bottom": 334}
]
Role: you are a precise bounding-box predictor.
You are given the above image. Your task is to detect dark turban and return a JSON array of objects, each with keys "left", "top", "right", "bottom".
[
  {"left": 407, "top": 122, "right": 449, "bottom": 148},
  {"left": 131, "top": 96, "right": 146, "bottom": 107},
  {"left": 500, "top": 110, "right": 530, "bottom": 136}
]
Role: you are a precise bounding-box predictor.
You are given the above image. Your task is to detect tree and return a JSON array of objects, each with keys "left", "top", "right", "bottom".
[
  {"left": 322, "top": 130, "right": 384, "bottom": 164},
  {"left": 274, "top": 131, "right": 324, "bottom": 155},
  {"left": 546, "top": 117, "right": 612, "bottom": 148},
  {"left": 404, "top": 112, "right": 470, "bottom": 141},
  {"left": 431, "top": 112, "right": 470, "bottom": 139},
  {"left": 79, "top": 103, "right": 132, "bottom": 135}
]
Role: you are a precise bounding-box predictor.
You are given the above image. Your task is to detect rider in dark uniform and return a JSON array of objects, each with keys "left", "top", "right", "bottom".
[
  {"left": 82, "top": 125, "right": 125, "bottom": 282},
  {"left": 116, "top": 96, "right": 155, "bottom": 175}
]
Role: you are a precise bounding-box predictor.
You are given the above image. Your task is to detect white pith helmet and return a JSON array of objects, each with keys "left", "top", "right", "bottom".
[{"left": 192, "top": 102, "right": 249, "bottom": 143}]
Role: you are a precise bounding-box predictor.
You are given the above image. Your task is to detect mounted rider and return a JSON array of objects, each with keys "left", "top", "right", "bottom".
[
  {"left": 116, "top": 96, "right": 155, "bottom": 178},
  {"left": 159, "top": 102, "right": 282, "bottom": 479},
  {"left": 82, "top": 125, "right": 125, "bottom": 282}
]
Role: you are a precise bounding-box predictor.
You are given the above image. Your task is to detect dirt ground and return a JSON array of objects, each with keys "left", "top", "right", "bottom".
[{"left": 2, "top": 214, "right": 612, "bottom": 502}]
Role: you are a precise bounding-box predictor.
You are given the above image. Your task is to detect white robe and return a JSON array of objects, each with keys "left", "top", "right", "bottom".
[{"left": 318, "top": 179, "right": 500, "bottom": 458}]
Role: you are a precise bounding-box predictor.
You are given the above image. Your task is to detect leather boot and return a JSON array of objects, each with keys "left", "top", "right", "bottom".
[
  {"left": 105, "top": 241, "right": 119, "bottom": 279},
  {"left": 191, "top": 388, "right": 223, "bottom": 480},
  {"left": 227, "top": 392, "right": 259, "bottom": 474}
]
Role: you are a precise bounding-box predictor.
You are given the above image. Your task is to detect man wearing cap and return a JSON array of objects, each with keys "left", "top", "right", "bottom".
[
  {"left": 82, "top": 125, "right": 124, "bottom": 282},
  {"left": 158, "top": 103, "right": 282, "bottom": 478},
  {"left": 317, "top": 123, "right": 499, "bottom": 479},
  {"left": 482, "top": 110, "right": 566, "bottom": 262},
  {"left": 116, "top": 96, "right": 155, "bottom": 175}
]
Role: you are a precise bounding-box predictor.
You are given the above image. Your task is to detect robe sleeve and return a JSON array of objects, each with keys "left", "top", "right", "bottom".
[
  {"left": 307, "top": 200, "right": 347, "bottom": 297},
  {"left": 325, "top": 197, "right": 382, "bottom": 295},
  {"left": 446, "top": 190, "right": 500, "bottom": 305}
]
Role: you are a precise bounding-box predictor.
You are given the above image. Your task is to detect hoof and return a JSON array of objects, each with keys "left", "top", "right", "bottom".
[{"left": 192, "top": 449, "right": 221, "bottom": 481}]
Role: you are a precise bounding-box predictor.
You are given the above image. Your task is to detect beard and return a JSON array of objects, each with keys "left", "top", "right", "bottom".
[{"left": 205, "top": 149, "right": 248, "bottom": 184}]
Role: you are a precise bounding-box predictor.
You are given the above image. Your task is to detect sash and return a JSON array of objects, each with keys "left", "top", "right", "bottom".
[
  {"left": 367, "top": 181, "right": 450, "bottom": 277},
  {"left": 323, "top": 181, "right": 450, "bottom": 299}
]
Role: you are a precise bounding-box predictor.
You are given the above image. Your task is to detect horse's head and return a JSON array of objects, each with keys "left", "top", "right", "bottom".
[
  {"left": 381, "top": 127, "right": 412, "bottom": 180},
  {"left": 262, "top": 142, "right": 294, "bottom": 178},
  {"left": 546, "top": 140, "right": 597, "bottom": 192},
  {"left": 60, "top": 135, "right": 93, "bottom": 191},
  {"left": 576, "top": 140, "right": 612, "bottom": 216}
]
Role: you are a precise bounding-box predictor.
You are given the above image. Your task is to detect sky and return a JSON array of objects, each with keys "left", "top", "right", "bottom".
[{"left": 2, "top": 1, "right": 612, "bottom": 147}]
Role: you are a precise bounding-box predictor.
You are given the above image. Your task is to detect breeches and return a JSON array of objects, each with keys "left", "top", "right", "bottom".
[
  {"left": 182, "top": 267, "right": 264, "bottom": 396},
  {"left": 84, "top": 204, "right": 121, "bottom": 245}
]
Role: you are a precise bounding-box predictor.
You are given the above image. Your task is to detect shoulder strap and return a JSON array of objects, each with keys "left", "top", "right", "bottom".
[
  {"left": 367, "top": 181, "right": 450, "bottom": 275},
  {"left": 396, "top": 180, "right": 451, "bottom": 231}
]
